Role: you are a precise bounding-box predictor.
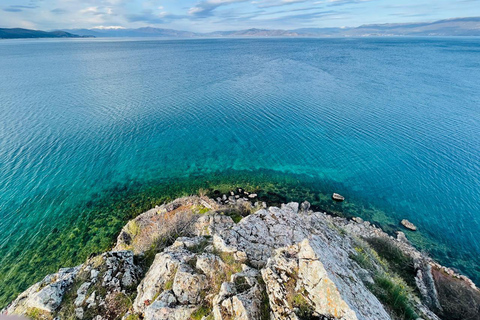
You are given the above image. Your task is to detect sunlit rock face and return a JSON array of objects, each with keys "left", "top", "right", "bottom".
[{"left": 3, "top": 196, "right": 478, "bottom": 320}]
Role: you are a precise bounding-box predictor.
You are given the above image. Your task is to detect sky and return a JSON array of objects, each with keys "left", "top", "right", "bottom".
[{"left": 0, "top": 0, "right": 479, "bottom": 32}]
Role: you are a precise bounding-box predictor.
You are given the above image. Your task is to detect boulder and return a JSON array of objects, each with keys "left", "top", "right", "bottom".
[
  {"left": 332, "top": 193, "right": 345, "bottom": 201},
  {"left": 401, "top": 219, "right": 417, "bottom": 231},
  {"left": 3, "top": 266, "right": 80, "bottom": 314}
]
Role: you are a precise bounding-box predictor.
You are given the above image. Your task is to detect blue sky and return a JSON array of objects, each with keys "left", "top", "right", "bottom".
[{"left": 1, "top": 0, "right": 479, "bottom": 31}]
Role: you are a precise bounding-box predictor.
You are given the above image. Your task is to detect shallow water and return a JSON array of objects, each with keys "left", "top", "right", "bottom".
[{"left": 0, "top": 37, "right": 479, "bottom": 305}]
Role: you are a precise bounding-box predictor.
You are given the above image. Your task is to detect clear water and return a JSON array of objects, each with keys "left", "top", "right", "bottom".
[{"left": 0, "top": 37, "right": 479, "bottom": 304}]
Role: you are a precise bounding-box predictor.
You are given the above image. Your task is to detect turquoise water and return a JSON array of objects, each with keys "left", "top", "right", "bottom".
[{"left": 0, "top": 37, "right": 479, "bottom": 304}]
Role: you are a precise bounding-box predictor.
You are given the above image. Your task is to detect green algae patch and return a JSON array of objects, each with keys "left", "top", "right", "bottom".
[{"left": 1, "top": 168, "right": 478, "bottom": 310}]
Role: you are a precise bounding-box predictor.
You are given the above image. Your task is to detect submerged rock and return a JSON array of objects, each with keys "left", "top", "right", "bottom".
[
  {"left": 401, "top": 219, "right": 417, "bottom": 231},
  {"left": 332, "top": 193, "right": 345, "bottom": 201}
]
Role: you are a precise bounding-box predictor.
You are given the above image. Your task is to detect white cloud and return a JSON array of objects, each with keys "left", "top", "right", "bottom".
[{"left": 92, "top": 25, "right": 126, "bottom": 29}]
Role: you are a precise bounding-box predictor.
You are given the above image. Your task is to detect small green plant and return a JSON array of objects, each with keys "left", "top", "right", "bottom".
[
  {"left": 198, "top": 188, "right": 208, "bottom": 197},
  {"left": 233, "top": 276, "right": 250, "bottom": 293},
  {"left": 198, "top": 207, "right": 210, "bottom": 214},
  {"left": 369, "top": 274, "right": 418, "bottom": 320},
  {"left": 190, "top": 304, "right": 212, "bottom": 320},
  {"left": 26, "top": 308, "right": 52, "bottom": 320},
  {"left": 292, "top": 293, "right": 315, "bottom": 320},
  {"left": 125, "top": 314, "right": 141, "bottom": 320},
  {"left": 350, "top": 237, "right": 419, "bottom": 320},
  {"left": 125, "top": 220, "right": 141, "bottom": 237},
  {"left": 257, "top": 277, "right": 271, "bottom": 320},
  {"left": 365, "top": 237, "right": 416, "bottom": 288},
  {"left": 188, "top": 237, "right": 210, "bottom": 253},
  {"left": 222, "top": 209, "right": 243, "bottom": 223}
]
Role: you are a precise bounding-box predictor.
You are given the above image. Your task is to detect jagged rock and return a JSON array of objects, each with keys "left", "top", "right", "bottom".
[
  {"left": 196, "top": 253, "right": 225, "bottom": 278},
  {"left": 75, "top": 307, "right": 84, "bottom": 319},
  {"left": 299, "top": 201, "right": 310, "bottom": 213},
  {"left": 396, "top": 231, "right": 410, "bottom": 244},
  {"left": 213, "top": 266, "right": 264, "bottom": 320},
  {"left": 263, "top": 239, "right": 390, "bottom": 320},
  {"left": 194, "top": 214, "right": 234, "bottom": 236},
  {"left": 415, "top": 259, "right": 442, "bottom": 311},
  {"left": 353, "top": 217, "right": 364, "bottom": 224},
  {"left": 4, "top": 196, "right": 477, "bottom": 320},
  {"left": 102, "top": 251, "right": 140, "bottom": 290},
  {"left": 144, "top": 291, "right": 196, "bottom": 320},
  {"left": 134, "top": 248, "right": 194, "bottom": 312},
  {"left": 173, "top": 265, "right": 207, "bottom": 304},
  {"left": 74, "top": 282, "right": 91, "bottom": 307},
  {"left": 4, "top": 266, "right": 80, "bottom": 314},
  {"left": 85, "top": 291, "right": 96, "bottom": 308}
]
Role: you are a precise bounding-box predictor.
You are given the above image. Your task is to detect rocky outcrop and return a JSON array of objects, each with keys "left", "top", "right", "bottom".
[
  {"left": 4, "top": 267, "right": 80, "bottom": 315},
  {"left": 3, "top": 195, "right": 479, "bottom": 320},
  {"left": 401, "top": 219, "right": 417, "bottom": 231}
]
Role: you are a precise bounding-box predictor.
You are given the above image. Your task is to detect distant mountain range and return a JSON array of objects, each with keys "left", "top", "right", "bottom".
[
  {"left": 64, "top": 17, "right": 480, "bottom": 38},
  {"left": 0, "top": 28, "right": 91, "bottom": 39},
  {"left": 2, "top": 17, "right": 480, "bottom": 39}
]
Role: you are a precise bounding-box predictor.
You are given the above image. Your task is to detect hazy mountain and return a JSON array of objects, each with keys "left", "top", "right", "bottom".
[
  {"left": 0, "top": 28, "right": 88, "bottom": 39},
  {"left": 3, "top": 17, "right": 479, "bottom": 39},
  {"left": 62, "top": 18, "right": 480, "bottom": 38},
  {"left": 63, "top": 27, "right": 197, "bottom": 38},
  {"left": 347, "top": 17, "right": 480, "bottom": 36},
  {"left": 205, "top": 28, "right": 301, "bottom": 37}
]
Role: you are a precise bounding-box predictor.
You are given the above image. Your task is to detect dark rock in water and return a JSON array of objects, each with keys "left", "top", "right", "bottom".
[
  {"left": 401, "top": 219, "right": 417, "bottom": 231},
  {"left": 332, "top": 193, "right": 345, "bottom": 201}
]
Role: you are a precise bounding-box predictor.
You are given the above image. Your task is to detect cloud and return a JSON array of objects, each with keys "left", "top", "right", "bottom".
[
  {"left": 3, "top": 8, "right": 22, "bottom": 12},
  {"left": 257, "top": 0, "right": 309, "bottom": 8},
  {"left": 92, "top": 25, "right": 126, "bottom": 29},
  {"left": 11, "top": 5, "right": 39, "bottom": 9},
  {"left": 323, "top": 0, "right": 372, "bottom": 6},
  {"left": 3, "top": 4, "right": 38, "bottom": 12},
  {"left": 125, "top": 10, "right": 184, "bottom": 24},
  {"left": 188, "top": 0, "right": 250, "bottom": 17}
]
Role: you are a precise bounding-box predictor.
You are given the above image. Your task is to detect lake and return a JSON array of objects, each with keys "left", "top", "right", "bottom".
[{"left": 0, "top": 37, "right": 479, "bottom": 307}]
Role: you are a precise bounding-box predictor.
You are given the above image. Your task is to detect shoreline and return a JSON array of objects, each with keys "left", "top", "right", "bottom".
[
  {"left": 0, "top": 171, "right": 478, "bottom": 310},
  {"left": 3, "top": 193, "right": 479, "bottom": 320}
]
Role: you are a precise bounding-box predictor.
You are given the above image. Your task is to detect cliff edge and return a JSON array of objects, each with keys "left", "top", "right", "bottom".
[{"left": 3, "top": 193, "right": 480, "bottom": 320}]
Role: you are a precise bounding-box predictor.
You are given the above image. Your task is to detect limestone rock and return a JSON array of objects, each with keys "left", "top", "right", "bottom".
[
  {"left": 144, "top": 291, "right": 196, "bottom": 320},
  {"left": 332, "top": 193, "right": 345, "bottom": 201},
  {"left": 401, "top": 219, "right": 417, "bottom": 231},
  {"left": 213, "top": 266, "right": 264, "bottom": 320},
  {"left": 262, "top": 239, "right": 391, "bottom": 320},
  {"left": 299, "top": 201, "right": 310, "bottom": 213},
  {"left": 5, "top": 196, "right": 472, "bottom": 320},
  {"left": 4, "top": 266, "right": 80, "bottom": 314},
  {"left": 134, "top": 248, "right": 194, "bottom": 312},
  {"left": 172, "top": 265, "right": 207, "bottom": 305}
]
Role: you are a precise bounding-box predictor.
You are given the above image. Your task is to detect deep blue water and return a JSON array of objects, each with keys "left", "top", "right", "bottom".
[{"left": 0, "top": 37, "right": 479, "bottom": 298}]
